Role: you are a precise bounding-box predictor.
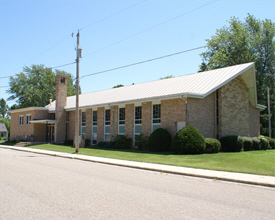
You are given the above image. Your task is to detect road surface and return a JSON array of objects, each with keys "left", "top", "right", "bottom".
[{"left": 1, "top": 148, "right": 274, "bottom": 220}]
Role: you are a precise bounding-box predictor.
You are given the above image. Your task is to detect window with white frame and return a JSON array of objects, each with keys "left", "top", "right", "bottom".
[
  {"left": 26, "top": 114, "right": 31, "bottom": 125},
  {"left": 105, "top": 109, "right": 111, "bottom": 141},
  {"left": 92, "top": 110, "right": 97, "bottom": 145},
  {"left": 152, "top": 104, "right": 161, "bottom": 131},
  {"left": 81, "top": 111, "right": 86, "bottom": 136},
  {"left": 134, "top": 105, "right": 142, "bottom": 147},
  {"left": 19, "top": 115, "right": 24, "bottom": 126},
  {"left": 134, "top": 106, "right": 142, "bottom": 134},
  {"left": 118, "top": 107, "right": 125, "bottom": 134}
]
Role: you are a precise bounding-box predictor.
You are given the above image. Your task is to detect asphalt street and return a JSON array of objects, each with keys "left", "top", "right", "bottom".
[{"left": 1, "top": 148, "right": 274, "bottom": 220}]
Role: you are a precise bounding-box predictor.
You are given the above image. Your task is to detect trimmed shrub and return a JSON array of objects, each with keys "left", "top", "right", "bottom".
[
  {"left": 113, "top": 135, "right": 132, "bottom": 149},
  {"left": 148, "top": 128, "right": 171, "bottom": 152},
  {"left": 242, "top": 137, "right": 253, "bottom": 151},
  {"left": 64, "top": 139, "right": 73, "bottom": 146},
  {"left": 135, "top": 133, "right": 149, "bottom": 150},
  {"left": 172, "top": 125, "right": 205, "bottom": 154},
  {"left": 85, "top": 139, "right": 91, "bottom": 147},
  {"left": 204, "top": 138, "right": 221, "bottom": 153},
  {"left": 259, "top": 136, "right": 269, "bottom": 150},
  {"left": 97, "top": 141, "right": 115, "bottom": 148},
  {"left": 220, "top": 135, "right": 243, "bottom": 152},
  {"left": 263, "top": 136, "right": 275, "bottom": 149},
  {"left": 252, "top": 137, "right": 261, "bottom": 150}
]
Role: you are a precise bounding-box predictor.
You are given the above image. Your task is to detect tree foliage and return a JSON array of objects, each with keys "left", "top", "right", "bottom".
[
  {"left": 0, "top": 98, "right": 9, "bottom": 118},
  {"left": 200, "top": 14, "right": 275, "bottom": 137},
  {"left": 113, "top": 84, "right": 124, "bottom": 88},
  {"left": 7, "top": 65, "right": 80, "bottom": 108}
]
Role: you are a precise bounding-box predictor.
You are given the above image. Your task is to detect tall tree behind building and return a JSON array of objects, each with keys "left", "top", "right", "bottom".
[
  {"left": 7, "top": 64, "right": 81, "bottom": 108},
  {"left": 199, "top": 14, "right": 275, "bottom": 137}
]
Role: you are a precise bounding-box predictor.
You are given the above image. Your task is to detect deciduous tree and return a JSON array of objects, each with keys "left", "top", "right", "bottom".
[
  {"left": 8, "top": 65, "right": 80, "bottom": 108},
  {"left": 200, "top": 14, "right": 275, "bottom": 137}
]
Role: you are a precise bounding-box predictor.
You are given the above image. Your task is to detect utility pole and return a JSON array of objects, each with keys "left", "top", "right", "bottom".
[
  {"left": 75, "top": 30, "right": 80, "bottom": 153},
  {"left": 267, "top": 87, "right": 271, "bottom": 138}
]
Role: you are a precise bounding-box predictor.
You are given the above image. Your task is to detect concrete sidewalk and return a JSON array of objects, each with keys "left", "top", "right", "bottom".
[{"left": 1, "top": 145, "right": 275, "bottom": 188}]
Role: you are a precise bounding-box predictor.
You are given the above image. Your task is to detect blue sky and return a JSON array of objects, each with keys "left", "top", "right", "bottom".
[{"left": 0, "top": 0, "right": 274, "bottom": 107}]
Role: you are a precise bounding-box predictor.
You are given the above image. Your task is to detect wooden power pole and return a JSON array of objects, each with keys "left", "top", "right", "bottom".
[
  {"left": 75, "top": 30, "right": 80, "bottom": 153},
  {"left": 267, "top": 87, "right": 271, "bottom": 138}
]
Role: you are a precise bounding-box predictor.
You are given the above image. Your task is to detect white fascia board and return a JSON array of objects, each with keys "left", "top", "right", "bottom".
[{"left": 8, "top": 107, "right": 48, "bottom": 114}]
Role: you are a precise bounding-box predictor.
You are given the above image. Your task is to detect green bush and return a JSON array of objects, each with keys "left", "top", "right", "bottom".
[
  {"left": 85, "top": 139, "right": 91, "bottom": 147},
  {"left": 220, "top": 135, "right": 243, "bottom": 152},
  {"left": 263, "top": 136, "right": 275, "bottom": 149},
  {"left": 97, "top": 141, "right": 115, "bottom": 148},
  {"left": 252, "top": 137, "right": 261, "bottom": 150},
  {"left": 171, "top": 125, "right": 205, "bottom": 154},
  {"left": 259, "top": 137, "right": 269, "bottom": 150},
  {"left": 135, "top": 133, "right": 149, "bottom": 150},
  {"left": 64, "top": 140, "right": 73, "bottom": 145},
  {"left": 243, "top": 137, "right": 253, "bottom": 151},
  {"left": 113, "top": 135, "right": 132, "bottom": 149},
  {"left": 204, "top": 138, "right": 221, "bottom": 153},
  {"left": 148, "top": 128, "right": 171, "bottom": 152}
]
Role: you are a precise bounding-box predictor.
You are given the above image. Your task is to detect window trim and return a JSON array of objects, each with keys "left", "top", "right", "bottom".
[
  {"left": 104, "top": 108, "right": 111, "bottom": 141},
  {"left": 118, "top": 107, "right": 125, "bottom": 134},
  {"left": 92, "top": 110, "right": 97, "bottom": 145},
  {"left": 26, "top": 114, "right": 31, "bottom": 125},
  {"left": 81, "top": 111, "right": 86, "bottom": 135},
  {"left": 19, "top": 115, "right": 24, "bottom": 126},
  {"left": 152, "top": 103, "right": 161, "bottom": 132}
]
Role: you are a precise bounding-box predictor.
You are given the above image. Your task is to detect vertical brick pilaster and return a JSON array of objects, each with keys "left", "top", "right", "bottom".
[
  {"left": 125, "top": 104, "right": 134, "bottom": 140},
  {"left": 142, "top": 102, "right": 152, "bottom": 137},
  {"left": 97, "top": 107, "right": 104, "bottom": 142}
]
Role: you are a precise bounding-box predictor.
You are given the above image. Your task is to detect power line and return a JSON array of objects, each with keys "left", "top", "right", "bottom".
[
  {"left": 83, "top": 0, "right": 217, "bottom": 58},
  {"left": 80, "top": 0, "right": 147, "bottom": 31},
  {"left": 81, "top": 46, "right": 207, "bottom": 79},
  {"left": 0, "top": 61, "right": 76, "bottom": 80},
  {"left": 49, "top": 61, "right": 76, "bottom": 69}
]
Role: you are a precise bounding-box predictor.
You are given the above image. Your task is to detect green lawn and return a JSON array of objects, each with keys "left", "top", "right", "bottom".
[{"left": 25, "top": 144, "right": 275, "bottom": 176}]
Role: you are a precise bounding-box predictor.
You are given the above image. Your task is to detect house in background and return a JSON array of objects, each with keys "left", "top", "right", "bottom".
[
  {"left": 0, "top": 123, "right": 8, "bottom": 139},
  {"left": 9, "top": 62, "right": 265, "bottom": 145}
]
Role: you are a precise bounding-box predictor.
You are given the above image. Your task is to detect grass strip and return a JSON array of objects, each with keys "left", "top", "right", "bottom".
[{"left": 25, "top": 144, "right": 275, "bottom": 176}]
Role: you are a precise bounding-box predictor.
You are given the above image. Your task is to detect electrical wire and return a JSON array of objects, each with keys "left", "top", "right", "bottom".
[
  {"left": 81, "top": 46, "right": 207, "bottom": 79},
  {"left": 83, "top": 0, "right": 218, "bottom": 58},
  {"left": 80, "top": 0, "right": 147, "bottom": 31}
]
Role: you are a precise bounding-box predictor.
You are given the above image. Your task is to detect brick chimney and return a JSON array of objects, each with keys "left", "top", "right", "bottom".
[{"left": 55, "top": 75, "right": 67, "bottom": 143}]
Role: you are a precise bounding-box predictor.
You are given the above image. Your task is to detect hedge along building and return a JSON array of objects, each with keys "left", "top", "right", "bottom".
[{"left": 9, "top": 62, "right": 265, "bottom": 144}]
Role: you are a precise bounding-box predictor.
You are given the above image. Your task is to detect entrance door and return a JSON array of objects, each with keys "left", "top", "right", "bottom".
[{"left": 47, "top": 125, "right": 55, "bottom": 142}]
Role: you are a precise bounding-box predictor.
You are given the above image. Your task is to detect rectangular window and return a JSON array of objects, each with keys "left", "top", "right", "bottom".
[
  {"left": 134, "top": 106, "right": 142, "bottom": 134},
  {"left": 19, "top": 115, "right": 24, "bottom": 126},
  {"left": 105, "top": 109, "right": 110, "bottom": 125},
  {"left": 26, "top": 114, "right": 31, "bottom": 125},
  {"left": 152, "top": 104, "right": 161, "bottom": 131},
  {"left": 92, "top": 110, "right": 97, "bottom": 145},
  {"left": 118, "top": 108, "right": 125, "bottom": 134},
  {"left": 105, "top": 109, "right": 110, "bottom": 141},
  {"left": 81, "top": 111, "right": 86, "bottom": 135}
]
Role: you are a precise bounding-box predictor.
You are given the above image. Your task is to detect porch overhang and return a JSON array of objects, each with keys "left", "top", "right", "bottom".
[{"left": 30, "top": 119, "right": 56, "bottom": 124}]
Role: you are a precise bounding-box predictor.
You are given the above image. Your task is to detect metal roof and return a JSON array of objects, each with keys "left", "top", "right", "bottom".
[{"left": 52, "top": 62, "right": 256, "bottom": 111}]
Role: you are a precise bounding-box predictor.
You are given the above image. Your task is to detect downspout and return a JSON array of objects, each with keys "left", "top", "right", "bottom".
[{"left": 181, "top": 96, "right": 188, "bottom": 126}]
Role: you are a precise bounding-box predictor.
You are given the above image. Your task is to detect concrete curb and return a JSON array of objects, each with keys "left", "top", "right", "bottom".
[{"left": 1, "top": 145, "right": 275, "bottom": 188}]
